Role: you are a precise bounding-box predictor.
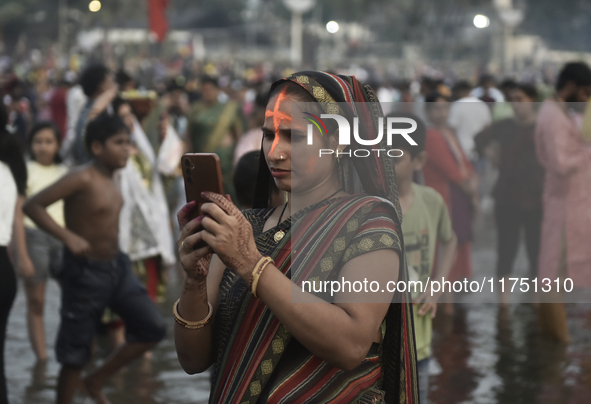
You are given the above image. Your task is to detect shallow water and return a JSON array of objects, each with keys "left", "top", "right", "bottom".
[
  {"left": 5, "top": 269, "right": 210, "bottom": 404},
  {"left": 429, "top": 214, "right": 591, "bottom": 404},
  {"left": 5, "top": 212, "right": 591, "bottom": 403}
]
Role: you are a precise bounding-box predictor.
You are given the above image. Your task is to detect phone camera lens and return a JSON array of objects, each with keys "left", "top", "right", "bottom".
[{"left": 184, "top": 159, "right": 190, "bottom": 167}]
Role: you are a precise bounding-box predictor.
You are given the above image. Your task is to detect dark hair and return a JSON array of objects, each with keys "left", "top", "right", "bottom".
[
  {"left": 425, "top": 91, "right": 451, "bottom": 105},
  {"left": 254, "top": 91, "right": 269, "bottom": 109},
  {"left": 28, "top": 121, "right": 63, "bottom": 164},
  {"left": 201, "top": 76, "right": 219, "bottom": 88},
  {"left": 0, "top": 103, "right": 27, "bottom": 195},
  {"left": 79, "top": 63, "right": 110, "bottom": 97},
  {"left": 478, "top": 74, "right": 496, "bottom": 87},
  {"left": 515, "top": 83, "right": 539, "bottom": 101},
  {"left": 556, "top": 62, "right": 591, "bottom": 91},
  {"left": 85, "top": 112, "right": 130, "bottom": 156},
  {"left": 386, "top": 112, "right": 426, "bottom": 158},
  {"left": 499, "top": 79, "right": 518, "bottom": 91},
  {"left": 269, "top": 80, "right": 314, "bottom": 102},
  {"left": 452, "top": 80, "right": 473, "bottom": 96},
  {"left": 115, "top": 69, "right": 133, "bottom": 88},
  {"left": 233, "top": 151, "right": 263, "bottom": 208},
  {"left": 420, "top": 76, "right": 438, "bottom": 93}
]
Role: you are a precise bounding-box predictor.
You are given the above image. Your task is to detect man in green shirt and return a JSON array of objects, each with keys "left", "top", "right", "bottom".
[{"left": 390, "top": 113, "right": 458, "bottom": 403}]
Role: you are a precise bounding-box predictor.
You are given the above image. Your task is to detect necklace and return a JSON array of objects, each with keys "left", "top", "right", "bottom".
[
  {"left": 276, "top": 202, "right": 289, "bottom": 227},
  {"left": 273, "top": 189, "right": 343, "bottom": 243},
  {"left": 273, "top": 203, "right": 289, "bottom": 242}
]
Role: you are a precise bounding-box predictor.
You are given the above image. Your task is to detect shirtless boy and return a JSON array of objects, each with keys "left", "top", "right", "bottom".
[{"left": 24, "top": 113, "right": 166, "bottom": 404}]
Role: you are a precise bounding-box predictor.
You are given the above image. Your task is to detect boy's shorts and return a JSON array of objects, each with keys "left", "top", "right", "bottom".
[{"left": 56, "top": 249, "right": 167, "bottom": 368}]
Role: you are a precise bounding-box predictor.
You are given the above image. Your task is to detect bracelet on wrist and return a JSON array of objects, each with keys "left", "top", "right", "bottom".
[
  {"left": 250, "top": 256, "right": 274, "bottom": 298},
  {"left": 248, "top": 256, "right": 268, "bottom": 290},
  {"left": 173, "top": 299, "right": 213, "bottom": 329}
]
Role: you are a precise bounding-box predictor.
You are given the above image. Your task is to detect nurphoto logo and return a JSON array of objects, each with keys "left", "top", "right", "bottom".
[{"left": 305, "top": 114, "right": 418, "bottom": 158}]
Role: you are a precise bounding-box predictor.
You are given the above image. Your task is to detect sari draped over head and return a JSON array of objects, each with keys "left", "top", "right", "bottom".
[{"left": 210, "top": 72, "right": 419, "bottom": 404}]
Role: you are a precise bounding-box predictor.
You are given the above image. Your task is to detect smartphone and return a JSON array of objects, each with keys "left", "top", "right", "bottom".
[{"left": 182, "top": 153, "right": 225, "bottom": 222}]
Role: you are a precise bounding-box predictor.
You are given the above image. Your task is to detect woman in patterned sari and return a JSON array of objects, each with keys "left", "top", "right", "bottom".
[{"left": 174, "top": 71, "right": 419, "bottom": 404}]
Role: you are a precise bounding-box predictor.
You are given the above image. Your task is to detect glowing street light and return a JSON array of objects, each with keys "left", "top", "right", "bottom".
[
  {"left": 89, "top": 1, "right": 101, "bottom": 12},
  {"left": 473, "top": 14, "right": 490, "bottom": 28},
  {"left": 326, "top": 21, "right": 339, "bottom": 34}
]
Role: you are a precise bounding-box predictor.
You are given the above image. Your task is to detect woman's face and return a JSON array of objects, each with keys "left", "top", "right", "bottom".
[
  {"left": 117, "top": 103, "right": 135, "bottom": 132},
  {"left": 262, "top": 89, "right": 337, "bottom": 194},
  {"left": 31, "top": 128, "right": 59, "bottom": 166},
  {"left": 426, "top": 98, "right": 450, "bottom": 126},
  {"left": 510, "top": 89, "right": 535, "bottom": 119}
]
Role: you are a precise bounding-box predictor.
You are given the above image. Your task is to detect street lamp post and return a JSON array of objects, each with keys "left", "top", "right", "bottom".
[
  {"left": 283, "top": 0, "right": 316, "bottom": 67},
  {"left": 494, "top": 0, "right": 524, "bottom": 74}
]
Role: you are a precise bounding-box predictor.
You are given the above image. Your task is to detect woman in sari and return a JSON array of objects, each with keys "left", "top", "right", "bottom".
[
  {"left": 175, "top": 71, "right": 419, "bottom": 404},
  {"left": 187, "top": 77, "right": 245, "bottom": 201}
]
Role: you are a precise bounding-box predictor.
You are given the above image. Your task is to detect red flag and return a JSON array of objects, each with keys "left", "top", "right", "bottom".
[{"left": 147, "top": 0, "right": 169, "bottom": 42}]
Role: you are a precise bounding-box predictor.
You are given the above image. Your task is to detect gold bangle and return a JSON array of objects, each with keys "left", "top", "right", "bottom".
[
  {"left": 248, "top": 256, "right": 272, "bottom": 290},
  {"left": 173, "top": 299, "right": 213, "bottom": 329},
  {"left": 252, "top": 257, "right": 274, "bottom": 298}
]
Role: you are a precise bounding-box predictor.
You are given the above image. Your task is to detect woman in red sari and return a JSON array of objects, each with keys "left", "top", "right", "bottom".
[
  {"left": 423, "top": 93, "right": 478, "bottom": 312},
  {"left": 174, "top": 72, "right": 419, "bottom": 403}
]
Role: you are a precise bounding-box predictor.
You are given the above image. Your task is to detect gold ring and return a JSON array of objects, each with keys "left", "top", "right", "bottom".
[{"left": 181, "top": 240, "right": 185, "bottom": 249}]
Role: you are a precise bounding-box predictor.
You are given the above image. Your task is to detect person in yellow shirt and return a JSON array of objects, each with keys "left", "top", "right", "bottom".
[{"left": 14, "top": 122, "right": 67, "bottom": 362}]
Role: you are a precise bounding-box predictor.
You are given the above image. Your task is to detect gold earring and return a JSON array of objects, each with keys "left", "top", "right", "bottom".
[
  {"left": 284, "top": 191, "right": 289, "bottom": 203},
  {"left": 336, "top": 147, "right": 343, "bottom": 162}
]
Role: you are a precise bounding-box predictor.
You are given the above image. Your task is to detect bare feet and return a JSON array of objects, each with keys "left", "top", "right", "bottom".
[{"left": 80, "top": 375, "right": 112, "bottom": 404}]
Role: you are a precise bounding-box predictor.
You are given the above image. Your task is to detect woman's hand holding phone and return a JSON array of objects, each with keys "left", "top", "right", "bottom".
[
  {"left": 177, "top": 200, "right": 213, "bottom": 282},
  {"left": 179, "top": 153, "right": 251, "bottom": 281},
  {"left": 177, "top": 192, "right": 245, "bottom": 282},
  {"left": 199, "top": 192, "right": 263, "bottom": 282}
]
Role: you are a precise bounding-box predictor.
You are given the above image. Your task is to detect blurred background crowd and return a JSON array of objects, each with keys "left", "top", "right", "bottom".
[{"left": 2, "top": 0, "right": 591, "bottom": 403}]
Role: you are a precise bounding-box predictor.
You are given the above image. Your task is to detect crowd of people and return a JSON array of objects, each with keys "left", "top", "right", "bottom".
[{"left": 0, "top": 54, "right": 590, "bottom": 404}]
